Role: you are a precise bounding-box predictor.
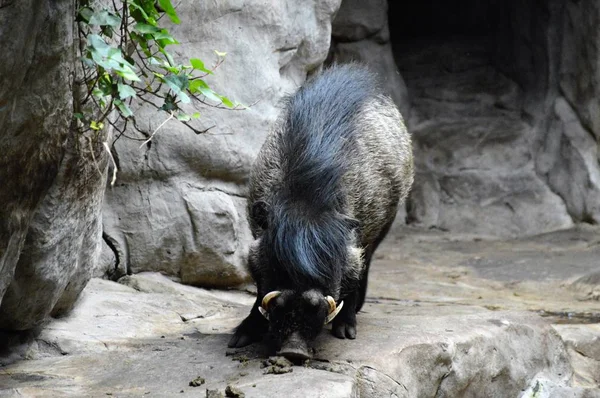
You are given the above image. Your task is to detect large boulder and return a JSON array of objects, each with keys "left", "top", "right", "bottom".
[
  {"left": 0, "top": 0, "right": 109, "bottom": 330},
  {"left": 101, "top": 0, "right": 342, "bottom": 287}
]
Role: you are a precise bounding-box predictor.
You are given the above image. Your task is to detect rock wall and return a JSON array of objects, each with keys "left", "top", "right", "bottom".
[
  {"left": 0, "top": 0, "right": 109, "bottom": 330},
  {"left": 328, "top": 0, "right": 410, "bottom": 120},
  {"left": 385, "top": 0, "right": 599, "bottom": 237},
  {"left": 100, "top": 0, "right": 342, "bottom": 286},
  {"left": 543, "top": 0, "right": 600, "bottom": 223},
  {"left": 493, "top": 0, "right": 600, "bottom": 225}
]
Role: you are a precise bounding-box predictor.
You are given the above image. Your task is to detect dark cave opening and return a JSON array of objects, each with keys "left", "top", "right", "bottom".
[
  {"left": 385, "top": 0, "right": 580, "bottom": 235},
  {"left": 388, "top": 0, "right": 557, "bottom": 112},
  {"left": 389, "top": 0, "right": 502, "bottom": 39}
]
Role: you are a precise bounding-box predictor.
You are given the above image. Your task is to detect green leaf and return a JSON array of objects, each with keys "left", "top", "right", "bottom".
[
  {"left": 190, "top": 58, "right": 212, "bottom": 74},
  {"left": 90, "top": 120, "right": 104, "bottom": 131},
  {"left": 88, "top": 41, "right": 140, "bottom": 82},
  {"left": 74, "top": 113, "right": 84, "bottom": 119},
  {"left": 101, "top": 25, "right": 114, "bottom": 39},
  {"left": 164, "top": 74, "right": 190, "bottom": 103},
  {"left": 154, "top": 30, "right": 176, "bottom": 41},
  {"left": 189, "top": 80, "right": 222, "bottom": 104},
  {"left": 191, "top": 112, "right": 201, "bottom": 119},
  {"left": 114, "top": 99, "right": 134, "bottom": 118},
  {"left": 188, "top": 79, "right": 209, "bottom": 93},
  {"left": 199, "top": 87, "right": 223, "bottom": 104},
  {"left": 219, "top": 95, "right": 234, "bottom": 108},
  {"left": 92, "top": 88, "right": 105, "bottom": 100},
  {"left": 177, "top": 113, "right": 191, "bottom": 121},
  {"left": 161, "top": 49, "right": 175, "bottom": 66},
  {"left": 156, "top": 36, "right": 179, "bottom": 48},
  {"left": 161, "top": 64, "right": 181, "bottom": 74},
  {"left": 78, "top": 7, "right": 94, "bottom": 22},
  {"left": 88, "top": 34, "right": 111, "bottom": 57},
  {"left": 134, "top": 23, "right": 161, "bottom": 34},
  {"left": 128, "top": 2, "right": 158, "bottom": 23},
  {"left": 158, "top": 0, "right": 180, "bottom": 24},
  {"left": 115, "top": 66, "right": 141, "bottom": 82},
  {"left": 88, "top": 9, "right": 121, "bottom": 27},
  {"left": 117, "top": 83, "right": 137, "bottom": 99},
  {"left": 161, "top": 96, "right": 178, "bottom": 112}
]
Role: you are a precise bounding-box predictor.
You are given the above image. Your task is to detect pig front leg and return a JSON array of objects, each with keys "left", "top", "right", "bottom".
[
  {"left": 228, "top": 297, "right": 269, "bottom": 348},
  {"left": 331, "top": 291, "right": 358, "bottom": 339}
]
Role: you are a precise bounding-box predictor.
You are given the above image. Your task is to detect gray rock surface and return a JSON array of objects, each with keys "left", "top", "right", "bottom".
[
  {"left": 2, "top": 227, "right": 600, "bottom": 396},
  {"left": 555, "top": 324, "right": 600, "bottom": 389},
  {"left": 537, "top": 97, "right": 600, "bottom": 223},
  {"left": 331, "top": 0, "right": 387, "bottom": 41},
  {"left": 396, "top": 38, "right": 574, "bottom": 237},
  {"left": 493, "top": 0, "right": 600, "bottom": 225},
  {"left": 101, "top": 0, "right": 343, "bottom": 287},
  {"left": 560, "top": 0, "right": 600, "bottom": 141},
  {"left": 0, "top": 1, "right": 109, "bottom": 329},
  {"left": 0, "top": 0, "right": 75, "bottom": 305},
  {"left": 382, "top": 1, "right": 600, "bottom": 236},
  {"left": 328, "top": 0, "right": 410, "bottom": 120}
]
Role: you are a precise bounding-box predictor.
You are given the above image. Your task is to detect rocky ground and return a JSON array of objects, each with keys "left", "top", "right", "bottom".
[{"left": 1, "top": 225, "right": 600, "bottom": 397}]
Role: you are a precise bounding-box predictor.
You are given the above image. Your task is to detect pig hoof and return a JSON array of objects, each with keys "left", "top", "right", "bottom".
[
  {"left": 228, "top": 332, "right": 258, "bottom": 348},
  {"left": 332, "top": 322, "right": 356, "bottom": 339},
  {"left": 345, "top": 325, "right": 356, "bottom": 339}
]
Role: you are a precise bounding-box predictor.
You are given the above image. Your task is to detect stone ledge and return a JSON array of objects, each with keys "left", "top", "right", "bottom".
[{"left": 0, "top": 273, "right": 592, "bottom": 397}]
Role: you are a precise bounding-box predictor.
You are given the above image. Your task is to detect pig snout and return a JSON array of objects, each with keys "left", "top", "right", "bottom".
[{"left": 276, "top": 332, "right": 312, "bottom": 360}]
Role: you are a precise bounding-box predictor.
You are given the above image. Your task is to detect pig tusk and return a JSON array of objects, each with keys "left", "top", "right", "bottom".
[
  {"left": 258, "top": 305, "right": 269, "bottom": 320},
  {"left": 262, "top": 291, "right": 282, "bottom": 309},
  {"left": 259, "top": 291, "right": 281, "bottom": 320},
  {"left": 326, "top": 296, "right": 337, "bottom": 313},
  {"left": 325, "top": 300, "right": 344, "bottom": 324}
]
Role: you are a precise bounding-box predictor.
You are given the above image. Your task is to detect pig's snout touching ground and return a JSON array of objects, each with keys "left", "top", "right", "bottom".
[{"left": 276, "top": 331, "right": 312, "bottom": 360}]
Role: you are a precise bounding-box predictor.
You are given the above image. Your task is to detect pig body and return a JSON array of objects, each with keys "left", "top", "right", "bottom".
[{"left": 228, "top": 63, "right": 414, "bottom": 358}]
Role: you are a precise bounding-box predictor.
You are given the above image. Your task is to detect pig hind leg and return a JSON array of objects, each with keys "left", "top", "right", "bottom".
[{"left": 228, "top": 297, "right": 269, "bottom": 348}]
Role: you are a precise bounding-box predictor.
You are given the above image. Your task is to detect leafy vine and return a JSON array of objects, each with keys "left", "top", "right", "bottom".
[{"left": 75, "top": 0, "right": 242, "bottom": 146}]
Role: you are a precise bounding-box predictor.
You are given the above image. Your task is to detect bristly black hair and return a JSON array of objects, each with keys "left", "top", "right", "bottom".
[{"left": 263, "top": 63, "right": 381, "bottom": 288}]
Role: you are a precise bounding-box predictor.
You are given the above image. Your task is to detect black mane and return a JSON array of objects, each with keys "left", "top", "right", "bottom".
[{"left": 264, "top": 64, "right": 381, "bottom": 287}]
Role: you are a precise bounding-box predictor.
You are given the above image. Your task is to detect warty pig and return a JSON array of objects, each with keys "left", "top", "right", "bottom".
[{"left": 228, "top": 63, "right": 414, "bottom": 359}]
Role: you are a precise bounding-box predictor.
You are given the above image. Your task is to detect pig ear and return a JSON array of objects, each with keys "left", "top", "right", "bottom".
[{"left": 252, "top": 201, "right": 269, "bottom": 229}]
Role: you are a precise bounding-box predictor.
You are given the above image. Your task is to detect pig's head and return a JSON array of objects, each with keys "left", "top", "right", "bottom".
[
  {"left": 258, "top": 289, "right": 343, "bottom": 359},
  {"left": 247, "top": 200, "right": 363, "bottom": 359}
]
